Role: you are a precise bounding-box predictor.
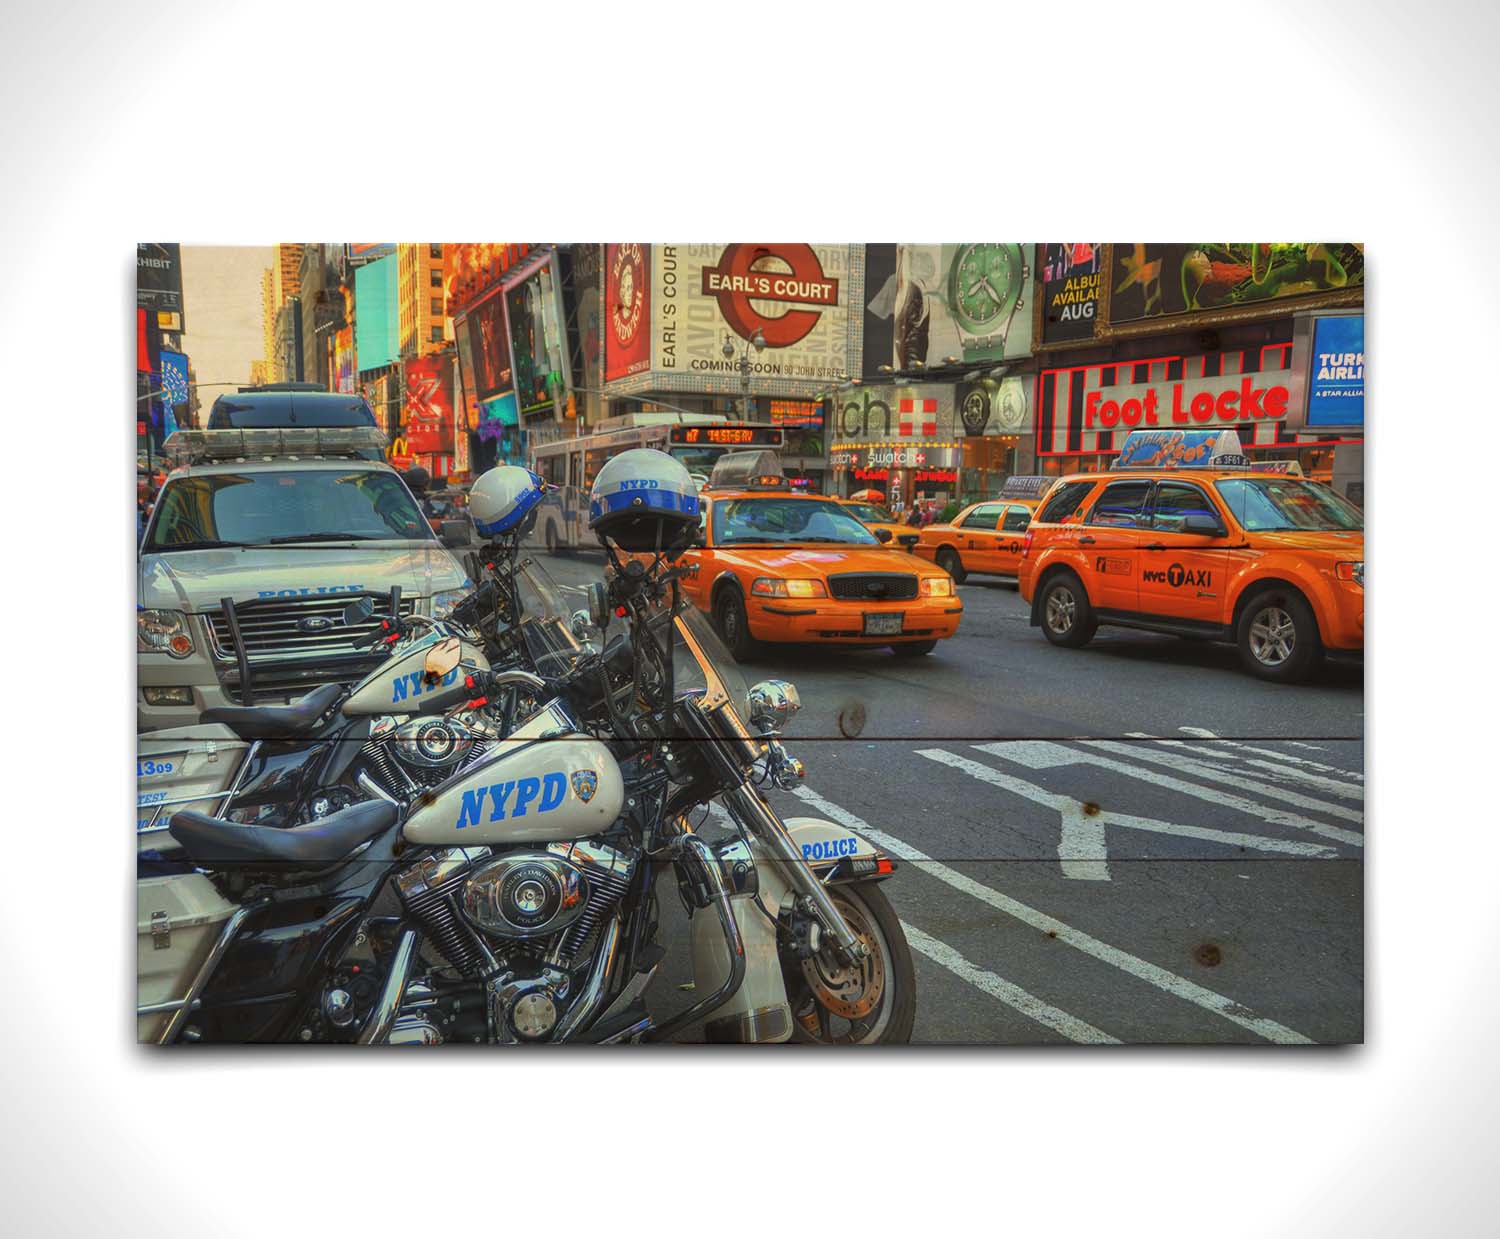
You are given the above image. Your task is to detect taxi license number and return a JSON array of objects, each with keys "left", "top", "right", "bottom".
[{"left": 863, "top": 613, "right": 904, "bottom": 636}]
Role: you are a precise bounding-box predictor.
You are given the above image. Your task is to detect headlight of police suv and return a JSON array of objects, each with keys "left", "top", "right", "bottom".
[
  {"left": 138, "top": 609, "right": 195, "bottom": 658},
  {"left": 430, "top": 588, "right": 470, "bottom": 619}
]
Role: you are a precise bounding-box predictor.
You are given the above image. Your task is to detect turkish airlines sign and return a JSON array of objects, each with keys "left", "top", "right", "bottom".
[{"left": 1080, "top": 369, "right": 1292, "bottom": 433}]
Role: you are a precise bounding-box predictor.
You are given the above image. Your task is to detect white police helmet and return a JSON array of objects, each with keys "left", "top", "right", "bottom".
[
  {"left": 470, "top": 465, "right": 546, "bottom": 539},
  {"left": 588, "top": 448, "right": 700, "bottom": 551}
]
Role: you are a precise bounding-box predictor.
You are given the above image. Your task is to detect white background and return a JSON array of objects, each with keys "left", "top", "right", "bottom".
[{"left": 1, "top": 0, "right": 1493, "bottom": 1234}]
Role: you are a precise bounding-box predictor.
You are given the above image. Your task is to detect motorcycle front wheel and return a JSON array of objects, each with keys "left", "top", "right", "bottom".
[{"left": 781, "top": 882, "right": 915, "bottom": 1044}]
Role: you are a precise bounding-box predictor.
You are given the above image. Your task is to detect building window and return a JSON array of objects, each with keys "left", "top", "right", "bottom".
[
  {"left": 431, "top": 298, "right": 443, "bottom": 316},
  {"left": 430, "top": 326, "right": 444, "bottom": 343},
  {"left": 430, "top": 270, "right": 443, "bottom": 288},
  {"left": 429, "top": 244, "right": 443, "bottom": 260}
]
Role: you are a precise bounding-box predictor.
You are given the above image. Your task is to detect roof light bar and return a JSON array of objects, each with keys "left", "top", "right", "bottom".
[{"left": 163, "top": 426, "right": 389, "bottom": 462}]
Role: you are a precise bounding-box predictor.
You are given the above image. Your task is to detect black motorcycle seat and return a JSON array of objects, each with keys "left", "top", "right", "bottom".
[
  {"left": 168, "top": 799, "right": 399, "bottom": 867},
  {"left": 200, "top": 683, "right": 344, "bottom": 741}
]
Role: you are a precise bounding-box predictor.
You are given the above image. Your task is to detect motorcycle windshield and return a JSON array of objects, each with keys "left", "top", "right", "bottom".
[
  {"left": 513, "top": 556, "right": 593, "bottom": 679},
  {"left": 672, "top": 599, "right": 753, "bottom": 728}
]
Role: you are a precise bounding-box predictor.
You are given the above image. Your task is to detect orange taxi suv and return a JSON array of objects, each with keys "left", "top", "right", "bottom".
[
  {"left": 1016, "top": 429, "right": 1363, "bottom": 683},
  {"left": 679, "top": 452, "right": 962, "bottom": 660},
  {"left": 911, "top": 476, "right": 1051, "bottom": 583}
]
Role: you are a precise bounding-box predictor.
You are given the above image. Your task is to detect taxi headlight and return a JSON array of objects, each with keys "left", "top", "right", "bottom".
[
  {"left": 751, "top": 578, "right": 828, "bottom": 599},
  {"left": 138, "top": 609, "right": 195, "bottom": 658},
  {"left": 920, "top": 577, "right": 953, "bottom": 598},
  {"left": 1335, "top": 561, "right": 1364, "bottom": 587},
  {"left": 430, "top": 588, "right": 469, "bottom": 619}
]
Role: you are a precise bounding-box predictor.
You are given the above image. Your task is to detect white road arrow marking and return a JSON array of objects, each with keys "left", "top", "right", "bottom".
[
  {"left": 900, "top": 922, "right": 1120, "bottom": 1043},
  {"left": 788, "top": 784, "right": 1314, "bottom": 1044}
]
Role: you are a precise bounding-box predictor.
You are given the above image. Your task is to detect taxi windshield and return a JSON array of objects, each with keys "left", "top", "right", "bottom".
[
  {"left": 715, "top": 497, "right": 878, "bottom": 545},
  {"left": 843, "top": 502, "right": 895, "bottom": 524},
  {"left": 1215, "top": 478, "right": 1363, "bottom": 532}
]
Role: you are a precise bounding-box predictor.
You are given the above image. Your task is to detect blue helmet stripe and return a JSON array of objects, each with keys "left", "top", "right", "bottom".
[
  {"left": 474, "top": 482, "right": 544, "bottom": 535},
  {"left": 589, "top": 487, "right": 700, "bottom": 522}
]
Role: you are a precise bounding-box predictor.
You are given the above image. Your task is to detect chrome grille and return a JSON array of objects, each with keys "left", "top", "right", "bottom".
[
  {"left": 207, "top": 596, "right": 418, "bottom": 659},
  {"left": 826, "top": 572, "right": 918, "bottom": 601}
]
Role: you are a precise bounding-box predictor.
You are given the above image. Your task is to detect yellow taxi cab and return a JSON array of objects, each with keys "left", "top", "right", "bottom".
[
  {"left": 911, "top": 478, "right": 1051, "bottom": 583},
  {"left": 1016, "top": 429, "right": 1363, "bottom": 682},
  {"left": 677, "top": 452, "right": 962, "bottom": 660},
  {"left": 833, "top": 489, "right": 919, "bottom": 550}
]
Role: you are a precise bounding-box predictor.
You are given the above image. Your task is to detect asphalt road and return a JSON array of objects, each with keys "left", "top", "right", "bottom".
[{"left": 533, "top": 548, "right": 1364, "bottom": 1044}]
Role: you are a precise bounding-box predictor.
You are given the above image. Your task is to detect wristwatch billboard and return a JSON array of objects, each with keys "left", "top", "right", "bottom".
[{"left": 947, "top": 243, "right": 1029, "bottom": 361}]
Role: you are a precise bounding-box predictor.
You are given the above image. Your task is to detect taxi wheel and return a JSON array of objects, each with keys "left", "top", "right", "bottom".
[
  {"left": 1039, "top": 572, "right": 1097, "bottom": 648},
  {"left": 935, "top": 546, "right": 966, "bottom": 584},
  {"left": 891, "top": 640, "right": 938, "bottom": 657},
  {"left": 714, "top": 587, "right": 760, "bottom": 662},
  {"left": 1236, "top": 589, "right": 1323, "bottom": 683}
]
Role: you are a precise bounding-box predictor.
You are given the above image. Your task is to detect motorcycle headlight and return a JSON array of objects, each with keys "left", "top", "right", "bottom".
[
  {"left": 138, "top": 609, "right": 195, "bottom": 658},
  {"left": 920, "top": 577, "right": 952, "bottom": 598},
  {"left": 430, "top": 588, "right": 469, "bottom": 619}
]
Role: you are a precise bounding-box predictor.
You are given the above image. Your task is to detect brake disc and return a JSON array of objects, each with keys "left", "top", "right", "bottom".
[{"left": 800, "top": 896, "right": 885, "bottom": 1020}]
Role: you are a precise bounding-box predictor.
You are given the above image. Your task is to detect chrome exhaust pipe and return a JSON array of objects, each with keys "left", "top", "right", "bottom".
[
  {"left": 358, "top": 928, "right": 420, "bottom": 1044},
  {"left": 551, "top": 912, "right": 622, "bottom": 1042}
]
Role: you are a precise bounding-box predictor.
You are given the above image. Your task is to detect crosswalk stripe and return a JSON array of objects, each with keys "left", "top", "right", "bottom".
[
  {"left": 790, "top": 784, "right": 1315, "bottom": 1044},
  {"left": 973, "top": 741, "right": 1362, "bottom": 849},
  {"left": 1123, "top": 733, "right": 1363, "bottom": 800},
  {"left": 1176, "top": 727, "right": 1363, "bottom": 781},
  {"left": 1079, "top": 740, "right": 1364, "bottom": 825},
  {"left": 923, "top": 748, "right": 1339, "bottom": 860},
  {"left": 900, "top": 922, "right": 1120, "bottom": 1044}
]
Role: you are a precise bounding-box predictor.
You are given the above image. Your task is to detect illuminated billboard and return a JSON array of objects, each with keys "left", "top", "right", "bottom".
[{"left": 354, "top": 254, "right": 399, "bottom": 372}]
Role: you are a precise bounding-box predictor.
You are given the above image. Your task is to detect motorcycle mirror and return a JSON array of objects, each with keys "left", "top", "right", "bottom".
[
  {"left": 586, "top": 581, "right": 608, "bottom": 629},
  {"left": 570, "top": 609, "right": 592, "bottom": 639},
  {"left": 343, "top": 596, "right": 376, "bottom": 626},
  {"left": 423, "top": 636, "right": 462, "bottom": 682},
  {"left": 747, "top": 678, "right": 802, "bottom": 735}
]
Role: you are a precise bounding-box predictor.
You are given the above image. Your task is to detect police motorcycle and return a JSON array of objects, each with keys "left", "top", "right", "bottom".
[
  {"left": 136, "top": 468, "right": 571, "bottom": 866},
  {"left": 139, "top": 450, "right": 914, "bottom": 1044}
]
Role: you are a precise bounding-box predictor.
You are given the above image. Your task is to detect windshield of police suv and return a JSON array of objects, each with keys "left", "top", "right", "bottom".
[
  {"left": 144, "top": 469, "right": 432, "bottom": 550},
  {"left": 843, "top": 502, "right": 896, "bottom": 524},
  {"left": 714, "top": 497, "right": 879, "bottom": 546},
  {"left": 1214, "top": 478, "right": 1364, "bottom": 533}
]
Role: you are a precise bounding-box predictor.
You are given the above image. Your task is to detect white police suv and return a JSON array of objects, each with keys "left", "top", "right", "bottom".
[{"left": 137, "top": 426, "right": 471, "bottom": 732}]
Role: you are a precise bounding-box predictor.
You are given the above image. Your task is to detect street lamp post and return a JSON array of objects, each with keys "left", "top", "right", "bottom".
[{"left": 721, "top": 328, "right": 766, "bottom": 418}]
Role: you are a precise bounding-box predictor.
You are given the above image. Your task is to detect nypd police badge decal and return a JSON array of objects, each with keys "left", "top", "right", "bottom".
[{"left": 571, "top": 770, "right": 598, "bottom": 803}]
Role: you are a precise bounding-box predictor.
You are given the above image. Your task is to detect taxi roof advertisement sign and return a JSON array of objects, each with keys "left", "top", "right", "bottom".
[{"left": 1114, "top": 429, "right": 1248, "bottom": 470}]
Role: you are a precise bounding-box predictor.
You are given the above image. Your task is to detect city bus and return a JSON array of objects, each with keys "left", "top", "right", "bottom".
[{"left": 528, "top": 414, "right": 785, "bottom": 551}]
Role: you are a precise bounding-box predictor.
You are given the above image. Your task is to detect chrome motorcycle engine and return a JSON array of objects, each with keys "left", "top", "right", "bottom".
[
  {"left": 393, "top": 838, "right": 637, "bottom": 1043},
  {"left": 358, "top": 711, "right": 495, "bottom": 795}
]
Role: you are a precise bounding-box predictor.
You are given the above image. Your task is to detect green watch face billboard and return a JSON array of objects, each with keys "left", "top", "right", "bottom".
[{"left": 862, "top": 243, "right": 1035, "bottom": 375}]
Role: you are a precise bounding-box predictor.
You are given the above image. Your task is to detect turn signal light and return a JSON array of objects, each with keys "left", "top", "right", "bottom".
[{"left": 751, "top": 578, "right": 828, "bottom": 598}]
